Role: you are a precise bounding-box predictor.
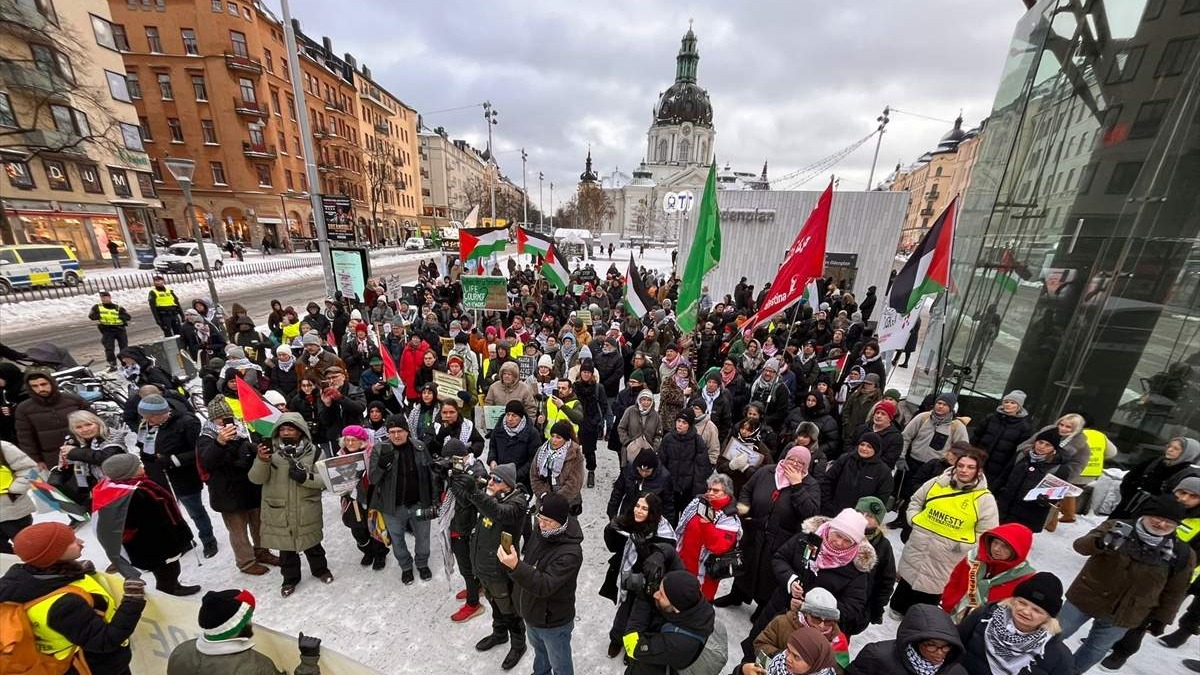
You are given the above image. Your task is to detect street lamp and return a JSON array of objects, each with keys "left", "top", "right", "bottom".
[
  {"left": 162, "top": 156, "right": 220, "bottom": 305},
  {"left": 482, "top": 101, "right": 498, "bottom": 226},
  {"left": 520, "top": 148, "right": 528, "bottom": 227},
  {"left": 538, "top": 171, "right": 544, "bottom": 229}
]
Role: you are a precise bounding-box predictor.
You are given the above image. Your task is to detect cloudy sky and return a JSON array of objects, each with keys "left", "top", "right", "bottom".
[{"left": 284, "top": 0, "right": 1026, "bottom": 210}]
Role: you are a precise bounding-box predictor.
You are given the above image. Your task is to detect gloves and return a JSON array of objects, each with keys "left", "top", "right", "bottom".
[
  {"left": 895, "top": 458, "right": 909, "bottom": 473},
  {"left": 457, "top": 390, "right": 471, "bottom": 403},
  {"left": 289, "top": 465, "right": 309, "bottom": 483},
  {"left": 622, "top": 631, "right": 640, "bottom": 659},
  {"left": 642, "top": 554, "right": 664, "bottom": 581},
  {"left": 123, "top": 578, "right": 146, "bottom": 600},
  {"left": 298, "top": 632, "right": 322, "bottom": 657},
  {"left": 1145, "top": 619, "right": 1167, "bottom": 636},
  {"left": 729, "top": 453, "right": 749, "bottom": 472}
]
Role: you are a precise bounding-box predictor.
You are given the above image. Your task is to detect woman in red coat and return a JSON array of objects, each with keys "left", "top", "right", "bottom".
[
  {"left": 674, "top": 472, "right": 742, "bottom": 600},
  {"left": 940, "top": 522, "right": 1035, "bottom": 622}
]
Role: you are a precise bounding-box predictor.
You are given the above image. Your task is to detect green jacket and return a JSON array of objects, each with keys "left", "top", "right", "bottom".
[
  {"left": 167, "top": 637, "right": 320, "bottom": 675},
  {"left": 248, "top": 412, "right": 326, "bottom": 552}
]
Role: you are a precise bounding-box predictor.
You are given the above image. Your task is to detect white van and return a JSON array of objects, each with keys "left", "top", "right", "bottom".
[
  {"left": 404, "top": 237, "right": 426, "bottom": 250},
  {"left": 153, "top": 241, "right": 225, "bottom": 273}
]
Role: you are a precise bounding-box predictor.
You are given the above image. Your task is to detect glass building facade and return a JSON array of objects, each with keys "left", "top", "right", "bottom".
[{"left": 909, "top": 0, "right": 1200, "bottom": 463}]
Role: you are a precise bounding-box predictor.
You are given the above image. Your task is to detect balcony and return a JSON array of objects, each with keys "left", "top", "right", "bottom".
[
  {"left": 313, "top": 125, "right": 338, "bottom": 139},
  {"left": 324, "top": 99, "right": 347, "bottom": 114},
  {"left": 919, "top": 207, "right": 934, "bottom": 216},
  {"left": 924, "top": 190, "right": 940, "bottom": 201},
  {"left": 223, "top": 52, "right": 263, "bottom": 74},
  {"left": 358, "top": 87, "right": 386, "bottom": 109},
  {"left": 233, "top": 97, "right": 268, "bottom": 118},
  {"left": 242, "top": 141, "right": 277, "bottom": 159},
  {"left": 374, "top": 121, "right": 390, "bottom": 135}
]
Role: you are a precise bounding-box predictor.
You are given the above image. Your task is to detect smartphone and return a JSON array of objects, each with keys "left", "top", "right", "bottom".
[
  {"left": 222, "top": 417, "right": 235, "bottom": 427},
  {"left": 500, "top": 532, "right": 513, "bottom": 554},
  {"left": 755, "top": 650, "right": 770, "bottom": 670}
]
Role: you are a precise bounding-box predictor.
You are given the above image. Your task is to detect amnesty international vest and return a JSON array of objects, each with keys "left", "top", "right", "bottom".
[
  {"left": 1079, "top": 429, "right": 1109, "bottom": 479},
  {"left": 151, "top": 288, "right": 177, "bottom": 308},
  {"left": 96, "top": 305, "right": 124, "bottom": 326},
  {"left": 26, "top": 575, "right": 119, "bottom": 659},
  {"left": 912, "top": 482, "right": 986, "bottom": 544},
  {"left": 0, "top": 464, "right": 12, "bottom": 494}
]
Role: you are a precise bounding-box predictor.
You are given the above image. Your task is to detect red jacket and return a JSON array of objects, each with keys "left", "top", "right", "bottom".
[
  {"left": 941, "top": 522, "right": 1035, "bottom": 619},
  {"left": 399, "top": 340, "right": 430, "bottom": 400}
]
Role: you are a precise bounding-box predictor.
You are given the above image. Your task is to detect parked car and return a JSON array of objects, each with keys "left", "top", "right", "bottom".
[
  {"left": 0, "top": 244, "right": 85, "bottom": 295},
  {"left": 153, "top": 241, "right": 225, "bottom": 273},
  {"left": 404, "top": 237, "right": 426, "bottom": 251}
]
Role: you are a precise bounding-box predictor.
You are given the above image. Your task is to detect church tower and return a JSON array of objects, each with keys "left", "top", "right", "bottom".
[{"left": 646, "top": 23, "right": 715, "bottom": 168}]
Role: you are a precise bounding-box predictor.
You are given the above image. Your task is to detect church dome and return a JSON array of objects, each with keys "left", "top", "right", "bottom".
[
  {"left": 652, "top": 25, "right": 713, "bottom": 128},
  {"left": 935, "top": 114, "right": 967, "bottom": 154}
]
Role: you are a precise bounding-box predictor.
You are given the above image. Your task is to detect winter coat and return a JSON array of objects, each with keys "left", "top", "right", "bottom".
[
  {"left": 488, "top": 417, "right": 540, "bottom": 492},
  {"left": 13, "top": 381, "right": 91, "bottom": 465},
  {"left": 847, "top": 603, "right": 968, "bottom": 675},
  {"left": 0, "top": 564, "right": 145, "bottom": 675},
  {"left": 902, "top": 411, "right": 970, "bottom": 465},
  {"left": 820, "top": 451, "right": 895, "bottom": 516},
  {"left": 574, "top": 378, "right": 608, "bottom": 438},
  {"left": 749, "top": 379, "right": 791, "bottom": 433},
  {"left": 530, "top": 439, "right": 585, "bottom": 511},
  {"left": 459, "top": 480, "right": 530, "bottom": 586},
  {"left": 864, "top": 529, "right": 897, "bottom": 625},
  {"left": 658, "top": 427, "right": 711, "bottom": 498},
  {"left": 368, "top": 436, "right": 435, "bottom": 513},
  {"left": 957, "top": 603, "right": 1074, "bottom": 675},
  {"left": 841, "top": 387, "right": 882, "bottom": 445},
  {"left": 167, "top": 637, "right": 321, "bottom": 675},
  {"left": 1014, "top": 425, "right": 1090, "bottom": 482},
  {"left": 941, "top": 523, "right": 1035, "bottom": 621},
  {"left": 1066, "top": 518, "right": 1195, "bottom": 628},
  {"left": 785, "top": 400, "right": 841, "bottom": 460},
  {"left": 995, "top": 451, "right": 1071, "bottom": 533},
  {"left": 0, "top": 439, "right": 37, "bottom": 522},
  {"left": 511, "top": 516, "right": 585, "bottom": 629},
  {"left": 618, "top": 405, "right": 663, "bottom": 453},
  {"left": 697, "top": 387, "right": 734, "bottom": 444},
  {"left": 95, "top": 475, "right": 195, "bottom": 572},
  {"left": 975, "top": 411, "right": 1034, "bottom": 481},
  {"left": 315, "top": 383, "right": 366, "bottom": 445},
  {"left": 265, "top": 361, "right": 299, "bottom": 399},
  {"left": 737, "top": 467, "right": 821, "bottom": 606},
  {"left": 623, "top": 585, "right": 716, "bottom": 675},
  {"left": 197, "top": 425, "right": 262, "bottom": 513},
  {"left": 899, "top": 471, "right": 999, "bottom": 595},
  {"left": 607, "top": 461, "right": 674, "bottom": 520},
  {"left": 593, "top": 347, "right": 624, "bottom": 398},
  {"left": 139, "top": 411, "right": 204, "bottom": 496},
  {"left": 658, "top": 376, "right": 691, "bottom": 429},
  {"left": 714, "top": 431, "right": 773, "bottom": 498},
  {"left": 846, "top": 419, "right": 904, "bottom": 469},
  {"left": 484, "top": 362, "right": 538, "bottom": 419},
  {"left": 247, "top": 413, "right": 326, "bottom": 552},
  {"left": 765, "top": 515, "right": 878, "bottom": 636},
  {"left": 428, "top": 417, "right": 484, "bottom": 459},
  {"left": 294, "top": 348, "right": 343, "bottom": 382},
  {"left": 1112, "top": 451, "right": 1200, "bottom": 519},
  {"left": 399, "top": 342, "right": 431, "bottom": 400}
]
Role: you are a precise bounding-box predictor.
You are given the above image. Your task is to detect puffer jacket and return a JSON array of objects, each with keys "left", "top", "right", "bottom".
[
  {"left": 511, "top": 516, "right": 584, "bottom": 629},
  {"left": 247, "top": 413, "right": 326, "bottom": 552},
  {"left": 488, "top": 416, "right": 539, "bottom": 491},
  {"left": 820, "top": 450, "right": 895, "bottom": 516},
  {"left": 0, "top": 440, "right": 37, "bottom": 522},
  {"left": 459, "top": 480, "right": 529, "bottom": 586},
  {"left": 898, "top": 470, "right": 999, "bottom": 595},
  {"left": 606, "top": 461, "right": 674, "bottom": 520},
  {"left": 956, "top": 602, "right": 1073, "bottom": 675},
  {"left": 975, "top": 410, "right": 1034, "bottom": 481},
  {"left": 484, "top": 361, "right": 538, "bottom": 418},
  {"left": 197, "top": 422, "right": 262, "bottom": 513},
  {"left": 845, "top": 418, "right": 904, "bottom": 469},
  {"left": 658, "top": 426, "right": 711, "bottom": 498},
  {"left": 847, "top": 603, "right": 968, "bottom": 675},
  {"left": 13, "top": 375, "right": 91, "bottom": 465},
  {"left": 785, "top": 398, "right": 840, "bottom": 460}
]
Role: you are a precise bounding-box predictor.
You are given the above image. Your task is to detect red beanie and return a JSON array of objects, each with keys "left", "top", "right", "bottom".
[
  {"left": 12, "top": 522, "right": 76, "bottom": 568},
  {"left": 873, "top": 400, "right": 898, "bottom": 421}
]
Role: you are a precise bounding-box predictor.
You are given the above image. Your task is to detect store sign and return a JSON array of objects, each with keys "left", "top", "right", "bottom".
[
  {"left": 136, "top": 172, "right": 156, "bottom": 198},
  {"left": 321, "top": 194, "right": 355, "bottom": 243},
  {"left": 43, "top": 159, "right": 69, "bottom": 191},
  {"left": 78, "top": 164, "right": 103, "bottom": 194},
  {"left": 109, "top": 168, "right": 132, "bottom": 197},
  {"left": 5, "top": 161, "right": 33, "bottom": 189},
  {"left": 719, "top": 208, "right": 776, "bottom": 223},
  {"left": 461, "top": 275, "right": 508, "bottom": 311},
  {"left": 825, "top": 252, "right": 858, "bottom": 269},
  {"left": 663, "top": 191, "right": 694, "bottom": 213}
]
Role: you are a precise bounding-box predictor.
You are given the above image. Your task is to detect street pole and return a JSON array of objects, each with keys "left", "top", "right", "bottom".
[
  {"left": 866, "top": 106, "right": 890, "bottom": 191},
  {"left": 483, "top": 101, "right": 498, "bottom": 227},
  {"left": 538, "top": 172, "right": 544, "bottom": 228},
  {"left": 181, "top": 186, "right": 220, "bottom": 305},
  {"left": 549, "top": 182, "right": 554, "bottom": 231},
  {"left": 281, "top": 0, "right": 335, "bottom": 294},
  {"left": 521, "top": 148, "right": 528, "bottom": 226}
]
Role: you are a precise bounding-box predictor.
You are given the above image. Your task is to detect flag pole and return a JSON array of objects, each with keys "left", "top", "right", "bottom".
[{"left": 932, "top": 196, "right": 961, "bottom": 395}]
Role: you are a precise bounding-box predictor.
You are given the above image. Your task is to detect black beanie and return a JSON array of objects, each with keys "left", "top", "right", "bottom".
[
  {"left": 198, "top": 589, "right": 256, "bottom": 640},
  {"left": 1034, "top": 428, "right": 1061, "bottom": 446},
  {"left": 504, "top": 400, "right": 526, "bottom": 417},
  {"left": 385, "top": 414, "right": 409, "bottom": 431},
  {"left": 661, "top": 570, "right": 702, "bottom": 611},
  {"left": 1012, "top": 572, "right": 1064, "bottom": 617},
  {"left": 633, "top": 449, "right": 659, "bottom": 470},
  {"left": 676, "top": 408, "right": 695, "bottom": 426},
  {"left": 539, "top": 492, "right": 570, "bottom": 524},
  {"left": 858, "top": 432, "right": 882, "bottom": 454},
  {"left": 1137, "top": 493, "right": 1187, "bottom": 523},
  {"left": 550, "top": 419, "right": 575, "bottom": 441}
]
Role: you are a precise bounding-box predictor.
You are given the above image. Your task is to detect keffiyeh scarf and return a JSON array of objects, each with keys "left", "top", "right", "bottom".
[
  {"left": 535, "top": 440, "right": 567, "bottom": 483},
  {"left": 904, "top": 643, "right": 942, "bottom": 675},
  {"left": 983, "top": 604, "right": 1050, "bottom": 675}
]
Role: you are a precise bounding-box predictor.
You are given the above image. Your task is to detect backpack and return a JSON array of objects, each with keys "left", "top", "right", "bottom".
[
  {"left": 662, "top": 617, "right": 728, "bottom": 675},
  {"left": 0, "top": 585, "right": 94, "bottom": 675}
]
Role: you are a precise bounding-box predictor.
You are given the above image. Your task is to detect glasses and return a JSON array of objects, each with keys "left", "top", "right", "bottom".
[
  {"left": 488, "top": 475, "right": 504, "bottom": 483},
  {"left": 920, "top": 642, "right": 952, "bottom": 653},
  {"left": 805, "top": 615, "right": 837, "bottom": 627},
  {"left": 704, "top": 487, "right": 725, "bottom": 495}
]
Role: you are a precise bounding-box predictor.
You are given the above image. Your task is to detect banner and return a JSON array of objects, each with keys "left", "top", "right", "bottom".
[
  {"left": 330, "top": 248, "right": 367, "bottom": 301},
  {"left": 747, "top": 180, "right": 833, "bottom": 329},
  {"left": 0, "top": 554, "right": 382, "bottom": 675},
  {"left": 877, "top": 298, "right": 928, "bottom": 352},
  {"left": 461, "top": 275, "right": 509, "bottom": 311},
  {"left": 320, "top": 194, "right": 356, "bottom": 243}
]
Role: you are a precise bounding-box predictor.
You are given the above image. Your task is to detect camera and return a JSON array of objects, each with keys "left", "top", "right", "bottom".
[{"left": 620, "top": 567, "right": 663, "bottom": 597}]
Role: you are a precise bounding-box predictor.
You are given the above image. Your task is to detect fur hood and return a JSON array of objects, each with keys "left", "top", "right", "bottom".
[{"left": 800, "top": 515, "right": 878, "bottom": 573}]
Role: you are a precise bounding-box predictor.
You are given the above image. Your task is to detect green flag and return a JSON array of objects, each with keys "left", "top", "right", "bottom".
[{"left": 677, "top": 162, "right": 722, "bottom": 332}]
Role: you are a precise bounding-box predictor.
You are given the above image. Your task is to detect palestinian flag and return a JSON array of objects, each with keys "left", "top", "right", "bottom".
[
  {"left": 994, "top": 248, "right": 1025, "bottom": 294},
  {"left": 517, "top": 227, "right": 552, "bottom": 257},
  {"left": 888, "top": 196, "right": 956, "bottom": 314},
  {"left": 379, "top": 346, "right": 406, "bottom": 406},
  {"left": 28, "top": 478, "right": 89, "bottom": 524},
  {"left": 802, "top": 279, "right": 821, "bottom": 306},
  {"left": 541, "top": 243, "right": 570, "bottom": 292},
  {"left": 623, "top": 254, "right": 653, "bottom": 318},
  {"left": 460, "top": 227, "right": 508, "bottom": 262},
  {"left": 236, "top": 376, "right": 282, "bottom": 437}
]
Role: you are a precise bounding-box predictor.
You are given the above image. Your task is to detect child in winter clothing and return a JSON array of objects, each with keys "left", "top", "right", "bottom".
[{"left": 940, "top": 523, "right": 1035, "bottom": 622}]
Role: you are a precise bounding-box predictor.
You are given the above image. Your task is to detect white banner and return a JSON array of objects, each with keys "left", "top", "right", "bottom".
[{"left": 877, "top": 298, "right": 928, "bottom": 352}]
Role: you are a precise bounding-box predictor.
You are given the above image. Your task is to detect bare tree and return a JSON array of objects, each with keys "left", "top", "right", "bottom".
[
  {"left": 573, "top": 183, "right": 615, "bottom": 234},
  {"left": 365, "top": 142, "right": 400, "bottom": 240},
  {"left": 463, "top": 176, "right": 528, "bottom": 226}
]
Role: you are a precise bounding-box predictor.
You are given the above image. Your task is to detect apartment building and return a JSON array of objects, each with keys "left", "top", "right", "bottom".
[
  {"left": 887, "top": 115, "right": 984, "bottom": 251},
  {"left": 417, "top": 128, "right": 491, "bottom": 232}
]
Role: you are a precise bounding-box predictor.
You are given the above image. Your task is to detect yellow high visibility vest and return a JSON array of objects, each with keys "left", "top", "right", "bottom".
[
  {"left": 1178, "top": 517, "right": 1199, "bottom": 543},
  {"left": 152, "top": 288, "right": 177, "bottom": 308},
  {"left": 223, "top": 395, "right": 244, "bottom": 420},
  {"left": 26, "top": 575, "right": 120, "bottom": 660},
  {"left": 545, "top": 397, "right": 579, "bottom": 440},
  {"left": 911, "top": 482, "right": 986, "bottom": 544},
  {"left": 1080, "top": 429, "right": 1109, "bottom": 479},
  {"left": 0, "top": 464, "right": 12, "bottom": 494},
  {"left": 281, "top": 323, "right": 301, "bottom": 343},
  {"left": 509, "top": 341, "right": 525, "bottom": 358},
  {"left": 96, "top": 305, "right": 123, "bottom": 326}
]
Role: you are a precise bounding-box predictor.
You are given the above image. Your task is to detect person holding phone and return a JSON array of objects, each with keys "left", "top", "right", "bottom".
[{"left": 367, "top": 415, "right": 435, "bottom": 586}]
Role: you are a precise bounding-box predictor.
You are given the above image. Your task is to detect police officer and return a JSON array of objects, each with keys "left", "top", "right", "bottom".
[
  {"left": 88, "top": 291, "right": 131, "bottom": 371},
  {"left": 147, "top": 275, "right": 184, "bottom": 337}
]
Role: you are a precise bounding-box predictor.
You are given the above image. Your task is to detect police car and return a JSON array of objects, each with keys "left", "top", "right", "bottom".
[{"left": 0, "top": 244, "right": 85, "bottom": 295}]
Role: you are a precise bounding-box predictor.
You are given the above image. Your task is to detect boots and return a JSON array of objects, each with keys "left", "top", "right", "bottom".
[
  {"left": 1058, "top": 496, "right": 1077, "bottom": 523},
  {"left": 372, "top": 553, "right": 387, "bottom": 571},
  {"left": 502, "top": 620, "right": 526, "bottom": 671},
  {"left": 154, "top": 563, "right": 200, "bottom": 597},
  {"left": 254, "top": 549, "right": 281, "bottom": 566},
  {"left": 587, "top": 470, "right": 595, "bottom": 488},
  {"left": 475, "top": 626, "right": 508, "bottom": 652},
  {"left": 1161, "top": 628, "right": 1194, "bottom": 648},
  {"left": 360, "top": 550, "right": 375, "bottom": 566}
]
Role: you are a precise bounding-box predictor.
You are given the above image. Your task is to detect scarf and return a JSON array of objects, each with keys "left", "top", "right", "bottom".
[
  {"left": 560, "top": 341, "right": 577, "bottom": 362},
  {"left": 535, "top": 440, "right": 567, "bottom": 484},
  {"left": 700, "top": 386, "right": 719, "bottom": 413},
  {"left": 984, "top": 604, "right": 1050, "bottom": 675},
  {"left": 539, "top": 521, "right": 568, "bottom": 539},
  {"left": 195, "top": 320, "right": 211, "bottom": 343},
  {"left": 1134, "top": 517, "right": 1164, "bottom": 547},
  {"left": 673, "top": 372, "right": 690, "bottom": 390},
  {"left": 813, "top": 521, "right": 861, "bottom": 571},
  {"left": 763, "top": 342, "right": 778, "bottom": 358},
  {"left": 904, "top": 643, "right": 942, "bottom": 675},
  {"left": 774, "top": 447, "right": 810, "bottom": 490},
  {"left": 765, "top": 651, "right": 836, "bottom": 675},
  {"left": 720, "top": 366, "right": 737, "bottom": 386},
  {"left": 663, "top": 352, "right": 683, "bottom": 372},
  {"left": 276, "top": 356, "right": 296, "bottom": 373},
  {"left": 504, "top": 416, "right": 527, "bottom": 437},
  {"left": 751, "top": 374, "right": 781, "bottom": 404}
]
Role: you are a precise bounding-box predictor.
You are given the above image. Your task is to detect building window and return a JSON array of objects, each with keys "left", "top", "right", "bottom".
[
  {"left": 678, "top": 139, "right": 690, "bottom": 162},
  {"left": 277, "top": 130, "right": 287, "bottom": 153},
  {"left": 238, "top": 77, "right": 255, "bottom": 103},
  {"left": 211, "top": 161, "right": 227, "bottom": 184},
  {"left": 167, "top": 118, "right": 183, "bottom": 142},
  {"left": 1156, "top": 36, "right": 1198, "bottom": 77},
  {"left": 109, "top": 168, "right": 132, "bottom": 197},
  {"left": 180, "top": 28, "right": 198, "bottom": 55},
  {"left": 50, "top": 105, "right": 89, "bottom": 136},
  {"left": 104, "top": 70, "right": 131, "bottom": 102},
  {"left": 264, "top": 48, "right": 273, "bottom": 72},
  {"left": 1106, "top": 46, "right": 1146, "bottom": 84},
  {"left": 157, "top": 73, "right": 172, "bottom": 99},
  {"left": 293, "top": 136, "right": 301, "bottom": 157},
  {"left": 136, "top": 172, "right": 156, "bottom": 198},
  {"left": 285, "top": 169, "right": 294, "bottom": 190},
  {"left": 230, "top": 30, "right": 248, "bottom": 57},
  {"left": 5, "top": 161, "right": 34, "bottom": 189},
  {"left": 78, "top": 164, "right": 103, "bottom": 193},
  {"left": 1129, "top": 99, "right": 1171, "bottom": 139},
  {"left": 256, "top": 164, "right": 272, "bottom": 187},
  {"left": 287, "top": 94, "right": 296, "bottom": 119},
  {"left": 227, "top": 1, "right": 238, "bottom": 16},
  {"left": 32, "top": 0, "right": 57, "bottom": 24},
  {"left": 191, "top": 75, "right": 207, "bottom": 101},
  {"left": 90, "top": 15, "right": 128, "bottom": 51},
  {"left": 211, "top": 0, "right": 222, "bottom": 11},
  {"left": 30, "top": 44, "right": 73, "bottom": 83},
  {"left": 138, "top": 116, "right": 152, "bottom": 141},
  {"left": 125, "top": 71, "right": 141, "bottom": 98},
  {"left": 43, "top": 159, "right": 70, "bottom": 191},
  {"left": 1105, "top": 161, "right": 1144, "bottom": 194},
  {"left": 270, "top": 87, "right": 280, "bottom": 115},
  {"left": 299, "top": 172, "right": 307, "bottom": 192},
  {"left": 150, "top": 158, "right": 163, "bottom": 182},
  {"left": 249, "top": 126, "right": 265, "bottom": 146},
  {"left": 120, "top": 121, "right": 144, "bottom": 151},
  {"left": 201, "top": 119, "right": 217, "bottom": 144},
  {"left": 0, "top": 93, "right": 17, "bottom": 127},
  {"left": 656, "top": 139, "right": 668, "bottom": 162},
  {"left": 145, "top": 26, "right": 162, "bottom": 53}
]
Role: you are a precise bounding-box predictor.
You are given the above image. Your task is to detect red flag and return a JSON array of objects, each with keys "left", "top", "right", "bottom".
[{"left": 746, "top": 180, "right": 833, "bottom": 329}]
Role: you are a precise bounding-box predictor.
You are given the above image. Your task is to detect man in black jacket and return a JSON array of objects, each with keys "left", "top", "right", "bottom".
[
  {"left": 455, "top": 457, "right": 530, "bottom": 671},
  {"left": 315, "top": 366, "right": 366, "bottom": 447},
  {"left": 367, "top": 414, "right": 435, "bottom": 586},
  {"left": 197, "top": 399, "right": 280, "bottom": 576},
  {"left": 488, "top": 400, "right": 538, "bottom": 492},
  {"left": 622, "top": 569, "right": 716, "bottom": 674},
  {"left": 499, "top": 492, "right": 583, "bottom": 675},
  {"left": 575, "top": 359, "right": 608, "bottom": 489},
  {"left": 607, "top": 449, "right": 674, "bottom": 522}
]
